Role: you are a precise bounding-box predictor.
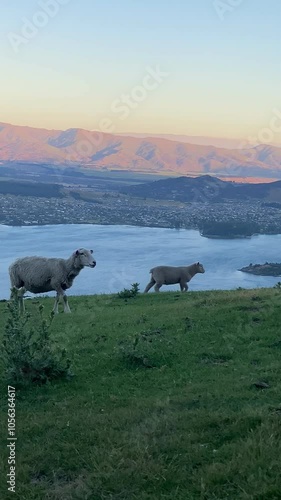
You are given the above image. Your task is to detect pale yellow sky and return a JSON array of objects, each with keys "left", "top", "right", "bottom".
[{"left": 2, "top": 1, "right": 281, "bottom": 145}]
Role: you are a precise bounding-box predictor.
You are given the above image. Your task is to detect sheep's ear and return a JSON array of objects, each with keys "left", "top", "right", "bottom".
[
  {"left": 76, "top": 250, "right": 80, "bottom": 256},
  {"left": 197, "top": 262, "right": 200, "bottom": 265},
  {"left": 90, "top": 249, "right": 93, "bottom": 254}
]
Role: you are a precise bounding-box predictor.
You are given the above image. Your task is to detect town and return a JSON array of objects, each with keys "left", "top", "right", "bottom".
[{"left": 1, "top": 191, "right": 281, "bottom": 236}]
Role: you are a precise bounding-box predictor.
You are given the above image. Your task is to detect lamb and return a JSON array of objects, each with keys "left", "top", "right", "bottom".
[
  {"left": 144, "top": 262, "right": 205, "bottom": 293},
  {"left": 9, "top": 248, "right": 96, "bottom": 313}
]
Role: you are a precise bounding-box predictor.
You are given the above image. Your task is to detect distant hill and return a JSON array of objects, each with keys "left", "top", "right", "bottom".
[
  {"left": 0, "top": 180, "right": 63, "bottom": 198},
  {"left": 120, "top": 175, "right": 281, "bottom": 203},
  {"left": 117, "top": 133, "right": 245, "bottom": 149},
  {"left": 2, "top": 122, "right": 281, "bottom": 180}
]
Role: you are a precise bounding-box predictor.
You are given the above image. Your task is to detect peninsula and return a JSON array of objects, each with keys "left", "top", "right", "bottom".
[{"left": 239, "top": 263, "right": 281, "bottom": 276}]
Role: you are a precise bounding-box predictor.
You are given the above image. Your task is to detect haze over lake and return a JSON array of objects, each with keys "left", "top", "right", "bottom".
[{"left": 1, "top": 224, "right": 280, "bottom": 300}]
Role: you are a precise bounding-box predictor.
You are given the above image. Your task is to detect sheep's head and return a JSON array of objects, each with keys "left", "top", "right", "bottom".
[
  {"left": 196, "top": 262, "right": 205, "bottom": 274},
  {"left": 75, "top": 248, "right": 96, "bottom": 268}
]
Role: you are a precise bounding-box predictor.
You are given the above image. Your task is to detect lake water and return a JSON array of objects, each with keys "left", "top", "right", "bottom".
[{"left": 0, "top": 224, "right": 280, "bottom": 299}]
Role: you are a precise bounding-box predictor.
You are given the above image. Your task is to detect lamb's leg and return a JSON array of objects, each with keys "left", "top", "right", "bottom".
[
  {"left": 180, "top": 280, "right": 188, "bottom": 292},
  {"left": 154, "top": 282, "right": 163, "bottom": 292},
  {"left": 144, "top": 277, "right": 156, "bottom": 293}
]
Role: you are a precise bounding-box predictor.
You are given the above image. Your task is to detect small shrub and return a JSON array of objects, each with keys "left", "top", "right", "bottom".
[
  {"left": 118, "top": 283, "right": 140, "bottom": 299},
  {"left": 1, "top": 297, "right": 72, "bottom": 385},
  {"left": 274, "top": 282, "right": 281, "bottom": 290}
]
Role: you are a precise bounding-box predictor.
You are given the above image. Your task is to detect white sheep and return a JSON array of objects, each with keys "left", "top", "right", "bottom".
[
  {"left": 9, "top": 248, "right": 96, "bottom": 313},
  {"left": 144, "top": 262, "right": 205, "bottom": 293}
]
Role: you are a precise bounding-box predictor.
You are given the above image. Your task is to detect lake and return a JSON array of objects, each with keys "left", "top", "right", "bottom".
[{"left": 0, "top": 224, "right": 280, "bottom": 299}]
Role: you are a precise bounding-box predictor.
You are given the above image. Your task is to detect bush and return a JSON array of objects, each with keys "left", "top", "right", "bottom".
[
  {"left": 118, "top": 283, "right": 140, "bottom": 299},
  {"left": 1, "top": 296, "right": 72, "bottom": 385}
]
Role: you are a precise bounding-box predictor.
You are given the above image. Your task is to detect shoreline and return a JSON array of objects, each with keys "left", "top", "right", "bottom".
[{"left": 1, "top": 222, "right": 281, "bottom": 239}]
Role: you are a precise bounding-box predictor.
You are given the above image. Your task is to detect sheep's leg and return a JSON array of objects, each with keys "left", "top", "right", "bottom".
[
  {"left": 53, "top": 293, "right": 60, "bottom": 314},
  {"left": 180, "top": 280, "right": 188, "bottom": 292},
  {"left": 62, "top": 295, "right": 71, "bottom": 313},
  {"left": 154, "top": 282, "right": 163, "bottom": 292},
  {"left": 144, "top": 278, "right": 156, "bottom": 293},
  {"left": 53, "top": 285, "right": 71, "bottom": 314},
  {"left": 10, "top": 286, "right": 26, "bottom": 313},
  {"left": 53, "top": 286, "right": 64, "bottom": 314},
  {"left": 17, "top": 287, "right": 26, "bottom": 313},
  {"left": 10, "top": 287, "right": 16, "bottom": 301}
]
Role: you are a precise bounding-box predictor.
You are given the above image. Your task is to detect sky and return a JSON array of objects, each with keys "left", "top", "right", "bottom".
[{"left": 1, "top": 0, "right": 281, "bottom": 140}]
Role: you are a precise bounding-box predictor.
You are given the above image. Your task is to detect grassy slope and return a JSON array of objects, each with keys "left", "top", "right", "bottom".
[{"left": 1, "top": 289, "right": 281, "bottom": 500}]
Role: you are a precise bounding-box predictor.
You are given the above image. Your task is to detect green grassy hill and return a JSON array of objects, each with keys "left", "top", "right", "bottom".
[{"left": 1, "top": 289, "right": 281, "bottom": 499}]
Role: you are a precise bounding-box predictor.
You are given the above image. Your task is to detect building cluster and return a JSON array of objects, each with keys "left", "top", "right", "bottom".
[{"left": 1, "top": 193, "right": 281, "bottom": 234}]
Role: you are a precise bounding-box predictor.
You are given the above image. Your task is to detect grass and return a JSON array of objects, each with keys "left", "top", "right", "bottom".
[{"left": 1, "top": 288, "right": 281, "bottom": 499}]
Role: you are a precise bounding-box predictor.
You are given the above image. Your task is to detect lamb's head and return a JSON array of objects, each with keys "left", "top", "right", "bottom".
[
  {"left": 75, "top": 248, "right": 96, "bottom": 268},
  {"left": 195, "top": 262, "right": 205, "bottom": 274}
]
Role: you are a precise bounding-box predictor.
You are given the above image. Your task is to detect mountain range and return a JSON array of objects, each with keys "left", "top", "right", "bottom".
[
  {"left": 1, "top": 122, "right": 281, "bottom": 180},
  {"left": 117, "top": 133, "right": 245, "bottom": 149}
]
